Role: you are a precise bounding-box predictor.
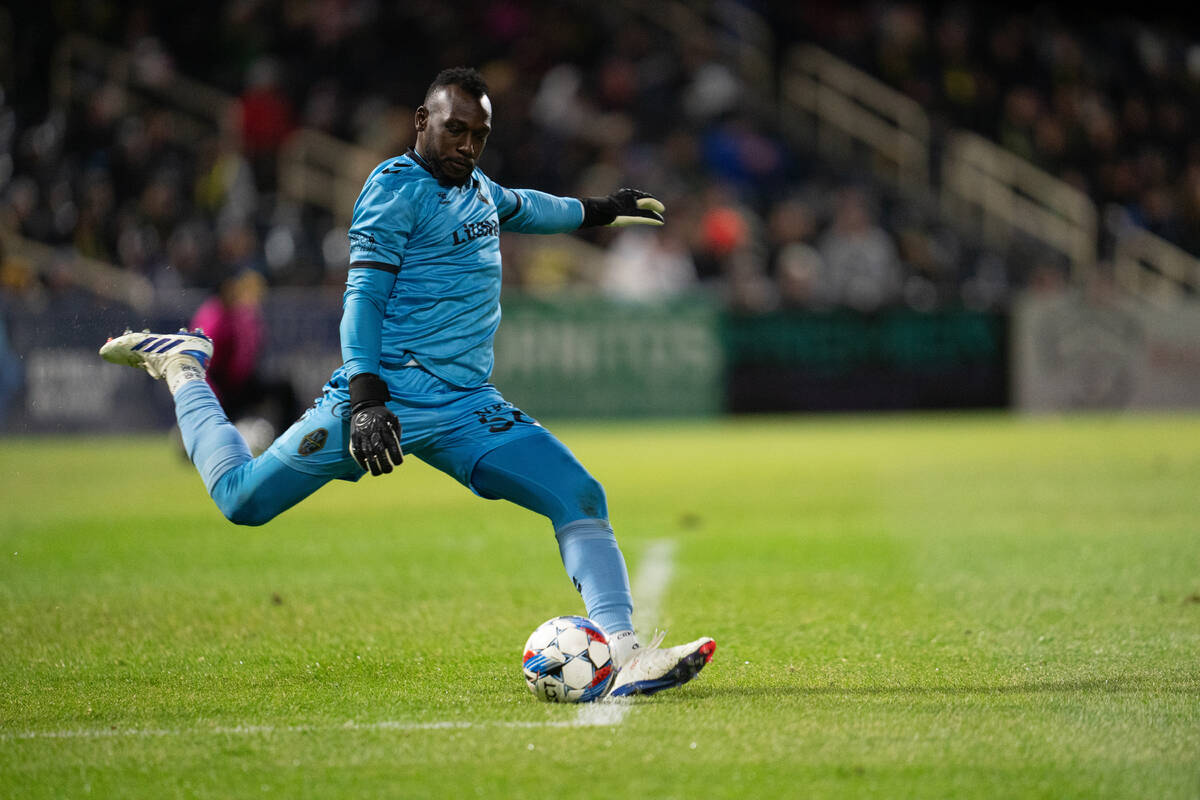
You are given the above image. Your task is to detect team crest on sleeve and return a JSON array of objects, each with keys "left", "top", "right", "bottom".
[
  {"left": 348, "top": 232, "right": 376, "bottom": 253},
  {"left": 298, "top": 428, "right": 329, "bottom": 456}
]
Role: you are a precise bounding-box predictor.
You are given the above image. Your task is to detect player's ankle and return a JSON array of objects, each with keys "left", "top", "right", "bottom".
[
  {"left": 608, "top": 629, "right": 640, "bottom": 668},
  {"left": 165, "top": 356, "right": 206, "bottom": 394}
]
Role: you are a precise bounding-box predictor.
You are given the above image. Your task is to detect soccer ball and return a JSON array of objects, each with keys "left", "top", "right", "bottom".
[{"left": 522, "top": 615, "right": 615, "bottom": 703}]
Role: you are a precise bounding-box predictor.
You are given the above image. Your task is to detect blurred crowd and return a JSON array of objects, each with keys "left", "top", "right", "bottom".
[
  {"left": 0, "top": 1, "right": 1196, "bottom": 314},
  {"left": 779, "top": 2, "right": 1200, "bottom": 259}
]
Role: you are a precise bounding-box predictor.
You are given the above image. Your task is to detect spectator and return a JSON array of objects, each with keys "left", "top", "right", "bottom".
[
  {"left": 0, "top": 239, "right": 25, "bottom": 424},
  {"left": 190, "top": 268, "right": 299, "bottom": 448},
  {"left": 768, "top": 197, "right": 832, "bottom": 308},
  {"left": 818, "top": 187, "right": 902, "bottom": 311},
  {"left": 693, "top": 183, "right": 753, "bottom": 283},
  {"left": 599, "top": 227, "right": 697, "bottom": 302},
  {"left": 236, "top": 56, "right": 295, "bottom": 190}
]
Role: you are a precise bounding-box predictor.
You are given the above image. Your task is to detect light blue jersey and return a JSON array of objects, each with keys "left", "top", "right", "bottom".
[
  {"left": 162, "top": 147, "right": 635, "bottom": 638},
  {"left": 337, "top": 149, "right": 584, "bottom": 390}
]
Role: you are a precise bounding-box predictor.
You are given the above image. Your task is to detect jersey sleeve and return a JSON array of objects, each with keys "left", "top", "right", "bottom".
[
  {"left": 342, "top": 170, "right": 419, "bottom": 378},
  {"left": 340, "top": 266, "right": 397, "bottom": 379},
  {"left": 348, "top": 175, "right": 419, "bottom": 269},
  {"left": 491, "top": 183, "right": 585, "bottom": 234}
]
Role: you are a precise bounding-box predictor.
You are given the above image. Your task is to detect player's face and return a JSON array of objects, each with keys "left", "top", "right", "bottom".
[{"left": 415, "top": 85, "right": 492, "bottom": 183}]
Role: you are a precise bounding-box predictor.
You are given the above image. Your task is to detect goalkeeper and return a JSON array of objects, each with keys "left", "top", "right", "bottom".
[{"left": 100, "top": 67, "right": 714, "bottom": 697}]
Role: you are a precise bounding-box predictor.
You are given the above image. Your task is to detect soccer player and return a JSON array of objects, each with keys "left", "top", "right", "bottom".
[{"left": 100, "top": 67, "right": 714, "bottom": 697}]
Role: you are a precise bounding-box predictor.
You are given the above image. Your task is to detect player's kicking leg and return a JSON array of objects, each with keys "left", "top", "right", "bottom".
[
  {"left": 468, "top": 433, "right": 717, "bottom": 697},
  {"left": 100, "top": 328, "right": 330, "bottom": 526}
]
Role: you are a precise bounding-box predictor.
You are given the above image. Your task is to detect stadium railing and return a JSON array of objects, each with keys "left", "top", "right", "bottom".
[
  {"left": 277, "top": 129, "right": 384, "bottom": 228},
  {"left": 777, "top": 43, "right": 1199, "bottom": 302},
  {"left": 782, "top": 44, "right": 930, "bottom": 194},
  {"left": 3, "top": 233, "right": 154, "bottom": 311},
  {"left": 52, "top": 33, "right": 233, "bottom": 142},
  {"left": 941, "top": 129, "right": 1097, "bottom": 278},
  {"left": 1113, "top": 228, "right": 1200, "bottom": 302}
]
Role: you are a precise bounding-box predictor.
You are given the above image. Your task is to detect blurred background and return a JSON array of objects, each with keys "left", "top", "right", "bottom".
[{"left": 1, "top": 0, "right": 1198, "bottom": 436}]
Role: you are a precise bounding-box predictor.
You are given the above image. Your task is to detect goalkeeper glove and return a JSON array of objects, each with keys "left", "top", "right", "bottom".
[
  {"left": 348, "top": 372, "right": 403, "bottom": 476},
  {"left": 579, "top": 188, "right": 666, "bottom": 228}
]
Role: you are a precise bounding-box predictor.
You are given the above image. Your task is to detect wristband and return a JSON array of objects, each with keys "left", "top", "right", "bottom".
[{"left": 349, "top": 372, "right": 391, "bottom": 411}]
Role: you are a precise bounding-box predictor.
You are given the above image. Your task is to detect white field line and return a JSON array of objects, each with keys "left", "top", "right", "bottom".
[
  {"left": 574, "top": 538, "right": 677, "bottom": 727},
  {"left": 2, "top": 719, "right": 588, "bottom": 741},
  {"left": 4, "top": 540, "right": 678, "bottom": 742}
]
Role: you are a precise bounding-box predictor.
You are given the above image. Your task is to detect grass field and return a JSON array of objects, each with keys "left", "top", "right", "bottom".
[{"left": 2, "top": 413, "right": 1198, "bottom": 799}]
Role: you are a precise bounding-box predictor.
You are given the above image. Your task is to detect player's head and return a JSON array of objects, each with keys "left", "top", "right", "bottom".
[{"left": 415, "top": 67, "right": 492, "bottom": 185}]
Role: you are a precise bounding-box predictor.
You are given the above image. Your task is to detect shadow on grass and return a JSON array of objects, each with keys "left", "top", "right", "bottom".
[{"left": 675, "top": 676, "right": 1199, "bottom": 701}]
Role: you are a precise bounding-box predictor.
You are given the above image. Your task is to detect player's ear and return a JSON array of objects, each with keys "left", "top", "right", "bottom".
[{"left": 415, "top": 106, "right": 428, "bottom": 133}]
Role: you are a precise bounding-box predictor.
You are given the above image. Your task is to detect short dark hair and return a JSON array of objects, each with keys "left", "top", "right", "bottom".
[{"left": 425, "top": 67, "right": 489, "bottom": 103}]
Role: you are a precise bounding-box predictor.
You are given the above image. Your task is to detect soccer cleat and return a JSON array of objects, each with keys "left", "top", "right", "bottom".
[
  {"left": 99, "top": 328, "right": 213, "bottom": 379},
  {"left": 607, "top": 634, "right": 716, "bottom": 697}
]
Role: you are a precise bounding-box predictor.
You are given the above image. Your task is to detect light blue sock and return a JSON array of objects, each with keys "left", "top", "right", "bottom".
[
  {"left": 554, "top": 518, "right": 634, "bottom": 636},
  {"left": 172, "top": 379, "right": 329, "bottom": 526},
  {"left": 173, "top": 379, "right": 253, "bottom": 495}
]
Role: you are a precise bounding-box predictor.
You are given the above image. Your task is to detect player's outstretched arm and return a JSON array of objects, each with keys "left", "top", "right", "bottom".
[{"left": 578, "top": 188, "right": 666, "bottom": 228}]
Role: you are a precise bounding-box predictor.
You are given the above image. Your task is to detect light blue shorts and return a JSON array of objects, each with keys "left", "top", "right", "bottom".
[{"left": 266, "top": 364, "right": 551, "bottom": 492}]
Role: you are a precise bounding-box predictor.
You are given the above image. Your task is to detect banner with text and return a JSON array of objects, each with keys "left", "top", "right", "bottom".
[
  {"left": 1013, "top": 290, "right": 1200, "bottom": 411},
  {"left": 0, "top": 292, "right": 724, "bottom": 432}
]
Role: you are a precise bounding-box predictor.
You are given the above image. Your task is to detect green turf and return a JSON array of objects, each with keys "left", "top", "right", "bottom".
[{"left": 1, "top": 413, "right": 1198, "bottom": 799}]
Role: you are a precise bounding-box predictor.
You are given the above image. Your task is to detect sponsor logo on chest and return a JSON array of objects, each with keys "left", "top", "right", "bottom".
[{"left": 451, "top": 217, "right": 499, "bottom": 246}]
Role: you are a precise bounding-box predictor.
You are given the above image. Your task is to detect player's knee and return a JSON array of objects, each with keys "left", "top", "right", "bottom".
[
  {"left": 207, "top": 458, "right": 297, "bottom": 527},
  {"left": 212, "top": 483, "right": 278, "bottom": 527},
  {"left": 223, "top": 499, "right": 276, "bottom": 527},
  {"left": 569, "top": 472, "right": 608, "bottom": 522}
]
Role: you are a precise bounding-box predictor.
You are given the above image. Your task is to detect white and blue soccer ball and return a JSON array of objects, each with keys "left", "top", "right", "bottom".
[{"left": 522, "top": 615, "right": 615, "bottom": 703}]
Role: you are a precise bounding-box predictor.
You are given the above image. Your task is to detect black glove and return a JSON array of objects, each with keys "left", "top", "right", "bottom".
[
  {"left": 579, "top": 188, "right": 666, "bottom": 228},
  {"left": 348, "top": 372, "right": 403, "bottom": 476}
]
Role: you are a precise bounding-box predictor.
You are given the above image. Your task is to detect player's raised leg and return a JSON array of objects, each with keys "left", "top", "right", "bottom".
[
  {"left": 100, "top": 328, "right": 331, "bottom": 525},
  {"left": 469, "top": 433, "right": 716, "bottom": 696}
]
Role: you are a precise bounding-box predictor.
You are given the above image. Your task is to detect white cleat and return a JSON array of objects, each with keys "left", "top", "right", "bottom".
[
  {"left": 99, "top": 328, "right": 213, "bottom": 379},
  {"left": 608, "top": 634, "right": 716, "bottom": 697}
]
